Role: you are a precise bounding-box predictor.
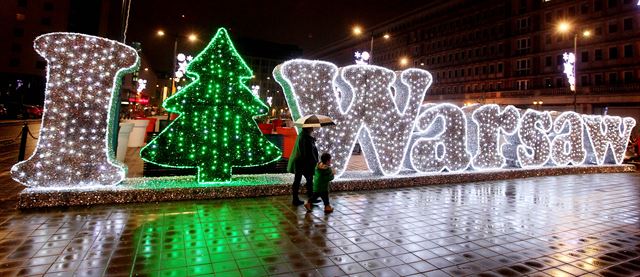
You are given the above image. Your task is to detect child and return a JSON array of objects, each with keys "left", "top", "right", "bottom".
[{"left": 304, "top": 153, "right": 335, "bottom": 213}]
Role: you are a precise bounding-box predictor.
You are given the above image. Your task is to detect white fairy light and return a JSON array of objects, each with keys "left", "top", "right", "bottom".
[
  {"left": 251, "top": 85, "right": 260, "bottom": 98},
  {"left": 136, "top": 78, "right": 147, "bottom": 93},
  {"left": 354, "top": 51, "right": 370, "bottom": 65},
  {"left": 470, "top": 104, "right": 520, "bottom": 170},
  {"left": 274, "top": 59, "right": 431, "bottom": 177},
  {"left": 550, "top": 112, "right": 586, "bottom": 165},
  {"left": 11, "top": 32, "right": 139, "bottom": 187},
  {"left": 517, "top": 109, "right": 552, "bottom": 168},
  {"left": 563, "top": 52, "right": 576, "bottom": 91},
  {"left": 408, "top": 103, "right": 471, "bottom": 172},
  {"left": 583, "top": 115, "right": 636, "bottom": 164}
]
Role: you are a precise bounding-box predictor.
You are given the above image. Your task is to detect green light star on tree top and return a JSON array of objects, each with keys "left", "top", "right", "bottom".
[{"left": 140, "top": 28, "right": 281, "bottom": 183}]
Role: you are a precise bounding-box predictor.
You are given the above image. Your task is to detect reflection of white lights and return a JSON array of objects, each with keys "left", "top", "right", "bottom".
[
  {"left": 563, "top": 52, "right": 576, "bottom": 92},
  {"left": 354, "top": 51, "right": 370, "bottom": 65}
]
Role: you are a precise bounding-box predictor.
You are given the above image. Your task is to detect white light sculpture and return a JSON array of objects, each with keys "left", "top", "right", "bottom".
[
  {"left": 11, "top": 33, "right": 139, "bottom": 187},
  {"left": 175, "top": 53, "right": 192, "bottom": 80},
  {"left": 583, "top": 115, "right": 636, "bottom": 164},
  {"left": 563, "top": 52, "right": 576, "bottom": 92},
  {"left": 470, "top": 104, "right": 520, "bottom": 170},
  {"left": 136, "top": 79, "right": 147, "bottom": 93},
  {"left": 409, "top": 103, "right": 471, "bottom": 172},
  {"left": 354, "top": 51, "right": 370, "bottom": 65},
  {"left": 550, "top": 112, "right": 586, "bottom": 166},
  {"left": 251, "top": 85, "right": 260, "bottom": 98},
  {"left": 517, "top": 109, "right": 552, "bottom": 168},
  {"left": 274, "top": 59, "right": 431, "bottom": 177}
]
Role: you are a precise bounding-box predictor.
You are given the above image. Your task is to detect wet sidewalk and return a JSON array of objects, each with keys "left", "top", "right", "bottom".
[{"left": 0, "top": 173, "right": 638, "bottom": 276}]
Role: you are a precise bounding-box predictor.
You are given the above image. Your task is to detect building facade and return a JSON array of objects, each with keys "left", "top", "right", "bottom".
[
  {"left": 0, "top": 0, "right": 128, "bottom": 117},
  {"left": 310, "top": 0, "right": 640, "bottom": 120}
]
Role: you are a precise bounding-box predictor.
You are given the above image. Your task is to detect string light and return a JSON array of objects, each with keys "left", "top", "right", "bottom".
[
  {"left": 517, "top": 109, "right": 552, "bottom": 168},
  {"left": 140, "top": 28, "right": 281, "bottom": 183},
  {"left": 409, "top": 103, "right": 471, "bottom": 172},
  {"left": 274, "top": 59, "right": 431, "bottom": 177},
  {"left": 11, "top": 33, "right": 139, "bottom": 187},
  {"left": 583, "top": 115, "right": 636, "bottom": 165},
  {"left": 550, "top": 111, "right": 586, "bottom": 165},
  {"left": 563, "top": 52, "right": 576, "bottom": 91}
]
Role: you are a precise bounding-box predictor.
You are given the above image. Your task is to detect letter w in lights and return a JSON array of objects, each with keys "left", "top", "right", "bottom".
[{"left": 274, "top": 60, "right": 432, "bottom": 177}]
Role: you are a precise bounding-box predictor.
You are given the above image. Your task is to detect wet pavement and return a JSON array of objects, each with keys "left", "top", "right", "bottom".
[{"left": 0, "top": 173, "right": 637, "bottom": 276}]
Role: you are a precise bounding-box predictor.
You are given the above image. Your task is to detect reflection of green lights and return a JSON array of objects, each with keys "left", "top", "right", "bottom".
[{"left": 132, "top": 202, "right": 286, "bottom": 276}]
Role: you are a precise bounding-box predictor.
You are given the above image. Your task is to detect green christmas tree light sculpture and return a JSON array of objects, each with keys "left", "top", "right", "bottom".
[{"left": 140, "top": 28, "right": 281, "bottom": 183}]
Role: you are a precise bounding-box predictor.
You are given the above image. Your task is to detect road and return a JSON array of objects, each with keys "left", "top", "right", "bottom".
[{"left": 0, "top": 120, "right": 40, "bottom": 203}]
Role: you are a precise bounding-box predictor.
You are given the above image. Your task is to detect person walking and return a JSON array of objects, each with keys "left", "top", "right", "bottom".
[
  {"left": 288, "top": 127, "right": 318, "bottom": 206},
  {"left": 304, "top": 153, "right": 335, "bottom": 213}
]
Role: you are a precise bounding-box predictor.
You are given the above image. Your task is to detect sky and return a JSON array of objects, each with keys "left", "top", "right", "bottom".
[{"left": 125, "top": 0, "right": 426, "bottom": 72}]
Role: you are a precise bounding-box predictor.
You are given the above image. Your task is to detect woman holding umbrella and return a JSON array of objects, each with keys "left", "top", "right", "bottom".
[{"left": 288, "top": 114, "right": 335, "bottom": 206}]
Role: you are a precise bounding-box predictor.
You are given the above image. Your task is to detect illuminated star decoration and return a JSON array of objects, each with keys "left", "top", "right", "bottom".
[
  {"left": 136, "top": 79, "right": 147, "bottom": 93},
  {"left": 563, "top": 52, "right": 576, "bottom": 91},
  {"left": 140, "top": 28, "right": 281, "bottom": 183},
  {"left": 11, "top": 33, "right": 139, "bottom": 187},
  {"left": 174, "top": 53, "right": 193, "bottom": 80},
  {"left": 354, "top": 51, "right": 370, "bottom": 65},
  {"left": 274, "top": 59, "right": 431, "bottom": 177}
]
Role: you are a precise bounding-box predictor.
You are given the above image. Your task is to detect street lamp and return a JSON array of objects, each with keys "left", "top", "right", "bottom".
[
  {"left": 156, "top": 29, "right": 198, "bottom": 119},
  {"left": 556, "top": 21, "right": 591, "bottom": 112},
  {"left": 352, "top": 25, "right": 390, "bottom": 65},
  {"left": 399, "top": 57, "right": 409, "bottom": 67}
]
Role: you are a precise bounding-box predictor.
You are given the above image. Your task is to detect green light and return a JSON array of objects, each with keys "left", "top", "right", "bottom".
[{"left": 141, "top": 28, "right": 281, "bottom": 183}]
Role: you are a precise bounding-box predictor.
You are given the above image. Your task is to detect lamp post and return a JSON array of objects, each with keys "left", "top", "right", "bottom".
[
  {"left": 352, "top": 25, "right": 390, "bottom": 65},
  {"left": 156, "top": 30, "right": 197, "bottom": 119},
  {"left": 557, "top": 21, "right": 591, "bottom": 112}
]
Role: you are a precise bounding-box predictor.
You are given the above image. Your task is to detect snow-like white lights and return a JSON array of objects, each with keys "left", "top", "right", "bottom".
[
  {"left": 583, "top": 115, "right": 636, "bottom": 165},
  {"left": 274, "top": 59, "right": 431, "bottom": 177},
  {"left": 11, "top": 33, "right": 139, "bottom": 187},
  {"left": 563, "top": 52, "right": 576, "bottom": 91}
]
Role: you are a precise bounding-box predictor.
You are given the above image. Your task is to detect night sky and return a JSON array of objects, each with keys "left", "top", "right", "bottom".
[{"left": 126, "top": 0, "right": 426, "bottom": 72}]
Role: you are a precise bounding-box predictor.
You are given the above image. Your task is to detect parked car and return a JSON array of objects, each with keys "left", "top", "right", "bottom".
[
  {"left": 0, "top": 104, "right": 7, "bottom": 118},
  {"left": 23, "top": 105, "right": 43, "bottom": 118}
]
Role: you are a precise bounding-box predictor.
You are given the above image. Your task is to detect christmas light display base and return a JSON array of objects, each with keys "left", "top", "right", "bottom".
[{"left": 18, "top": 164, "right": 636, "bottom": 208}]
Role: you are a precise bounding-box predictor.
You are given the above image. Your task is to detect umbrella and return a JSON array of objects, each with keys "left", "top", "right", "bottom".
[{"left": 294, "top": 114, "right": 336, "bottom": 128}]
